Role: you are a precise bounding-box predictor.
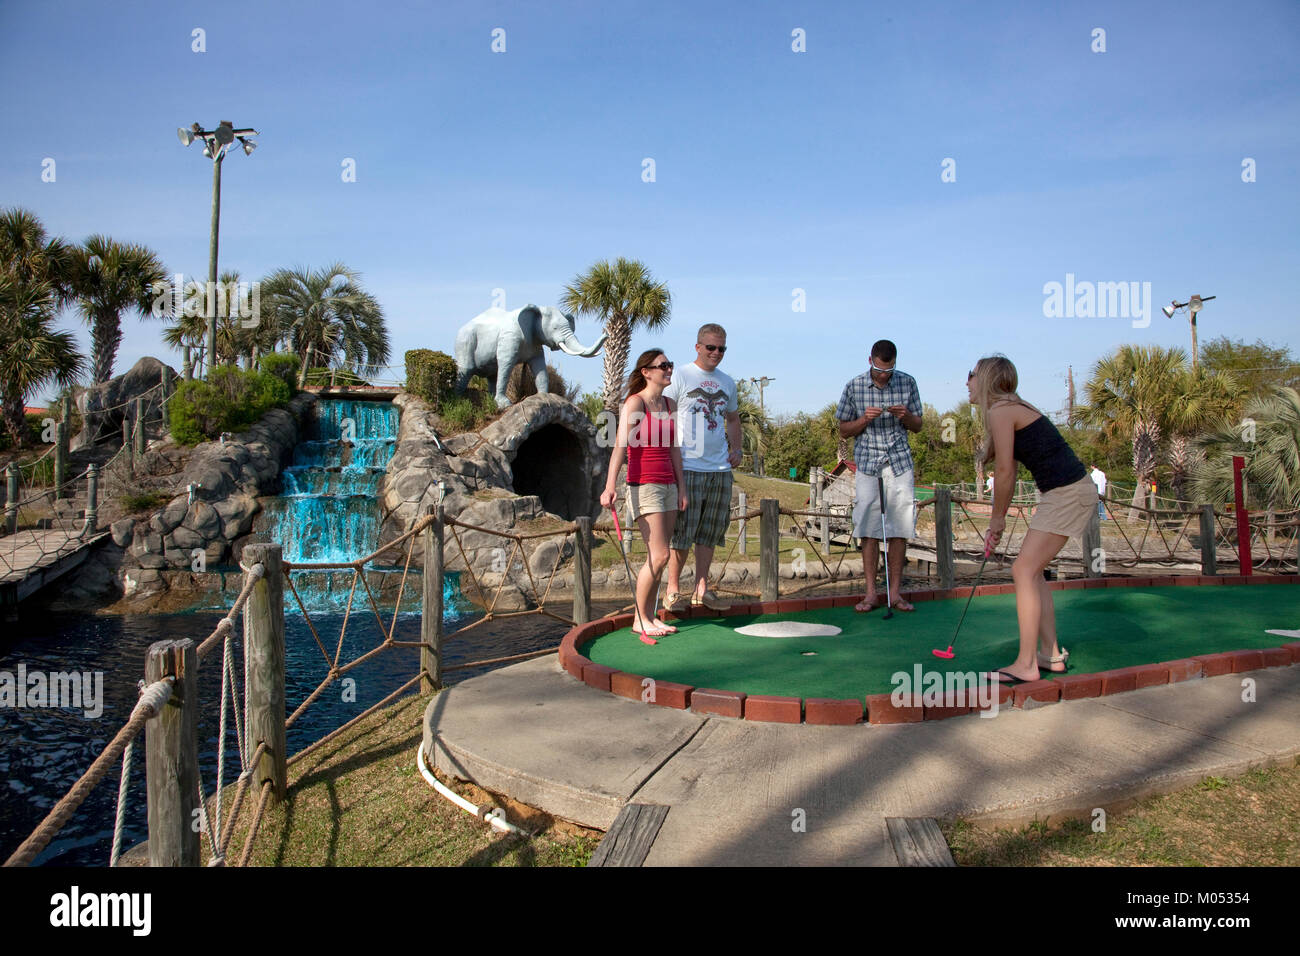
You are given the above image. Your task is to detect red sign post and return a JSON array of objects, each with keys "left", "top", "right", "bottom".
[{"left": 1232, "top": 455, "right": 1251, "bottom": 576}]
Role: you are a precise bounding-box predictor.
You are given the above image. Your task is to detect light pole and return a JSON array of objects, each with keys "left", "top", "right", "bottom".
[
  {"left": 178, "top": 121, "right": 258, "bottom": 379},
  {"left": 748, "top": 376, "right": 774, "bottom": 475},
  {"left": 1161, "top": 294, "right": 1216, "bottom": 373}
]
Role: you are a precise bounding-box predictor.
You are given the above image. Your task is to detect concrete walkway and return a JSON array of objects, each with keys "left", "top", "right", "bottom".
[{"left": 422, "top": 657, "right": 1300, "bottom": 865}]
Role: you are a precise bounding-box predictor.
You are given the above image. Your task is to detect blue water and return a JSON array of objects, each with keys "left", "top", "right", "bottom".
[{"left": 0, "top": 604, "right": 575, "bottom": 867}]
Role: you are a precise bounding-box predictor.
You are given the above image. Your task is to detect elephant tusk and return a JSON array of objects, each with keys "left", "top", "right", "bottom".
[{"left": 557, "top": 332, "right": 607, "bottom": 357}]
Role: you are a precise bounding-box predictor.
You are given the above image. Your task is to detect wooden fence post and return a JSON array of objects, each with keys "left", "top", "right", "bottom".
[
  {"left": 146, "top": 638, "right": 199, "bottom": 866},
  {"left": 737, "top": 490, "right": 748, "bottom": 556},
  {"left": 242, "top": 544, "right": 287, "bottom": 805},
  {"left": 55, "top": 395, "right": 70, "bottom": 500},
  {"left": 422, "top": 506, "right": 445, "bottom": 691},
  {"left": 1082, "top": 508, "right": 1102, "bottom": 578},
  {"left": 134, "top": 396, "right": 146, "bottom": 459},
  {"left": 573, "top": 515, "right": 592, "bottom": 626},
  {"left": 759, "top": 497, "right": 779, "bottom": 602},
  {"left": 934, "top": 485, "right": 954, "bottom": 590},
  {"left": 1199, "top": 504, "right": 1218, "bottom": 576},
  {"left": 83, "top": 464, "right": 98, "bottom": 537},
  {"left": 4, "top": 464, "right": 17, "bottom": 535}
]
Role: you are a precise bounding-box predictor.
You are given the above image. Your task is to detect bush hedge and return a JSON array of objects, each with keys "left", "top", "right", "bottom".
[
  {"left": 169, "top": 366, "right": 292, "bottom": 446},
  {"left": 257, "top": 352, "right": 301, "bottom": 390},
  {"left": 405, "top": 349, "right": 458, "bottom": 410}
]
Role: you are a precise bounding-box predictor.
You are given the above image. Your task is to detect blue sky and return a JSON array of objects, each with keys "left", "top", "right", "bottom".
[{"left": 3, "top": 0, "right": 1298, "bottom": 416}]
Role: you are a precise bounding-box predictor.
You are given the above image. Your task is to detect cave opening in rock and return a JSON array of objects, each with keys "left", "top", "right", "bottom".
[{"left": 511, "top": 424, "right": 588, "bottom": 520}]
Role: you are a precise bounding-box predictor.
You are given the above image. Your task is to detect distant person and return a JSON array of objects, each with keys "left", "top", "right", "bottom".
[
  {"left": 1089, "top": 464, "right": 1107, "bottom": 519},
  {"left": 836, "top": 339, "right": 923, "bottom": 612},
  {"left": 600, "top": 349, "right": 688, "bottom": 640},
  {"left": 985, "top": 473, "right": 995, "bottom": 497},
  {"left": 970, "top": 355, "right": 1095, "bottom": 683},
  {"left": 664, "top": 324, "right": 741, "bottom": 612}
]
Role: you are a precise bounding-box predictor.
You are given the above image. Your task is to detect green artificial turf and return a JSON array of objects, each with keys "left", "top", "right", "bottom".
[{"left": 581, "top": 585, "right": 1300, "bottom": 700}]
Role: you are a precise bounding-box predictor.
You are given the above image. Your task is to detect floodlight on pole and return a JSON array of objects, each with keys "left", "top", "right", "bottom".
[
  {"left": 177, "top": 120, "right": 259, "bottom": 379},
  {"left": 1162, "top": 294, "right": 1216, "bottom": 372}
]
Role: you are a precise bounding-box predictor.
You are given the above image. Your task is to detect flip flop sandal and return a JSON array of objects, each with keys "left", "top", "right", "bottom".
[
  {"left": 1037, "top": 648, "right": 1070, "bottom": 673},
  {"left": 992, "top": 668, "right": 1032, "bottom": 684}
]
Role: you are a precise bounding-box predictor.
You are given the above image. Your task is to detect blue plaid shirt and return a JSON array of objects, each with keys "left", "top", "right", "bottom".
[{"left": 836, "top": 369, "right": 922, "bottom": 476}]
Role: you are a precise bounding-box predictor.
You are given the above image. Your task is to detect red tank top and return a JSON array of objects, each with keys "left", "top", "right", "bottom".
[{"left": 626, "top": 401, "right": 675, "bottom": 484}]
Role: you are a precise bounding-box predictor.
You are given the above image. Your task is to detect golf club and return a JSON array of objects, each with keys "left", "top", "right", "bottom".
[
  {"left": 877, "top": 471, "right": 893, "bottom": 620},
  {"left": 610, "top": 505, "right": 656, "bottom": 645},
  {"left": 932, "top": 538, "right": 994, "bottom": 659}
]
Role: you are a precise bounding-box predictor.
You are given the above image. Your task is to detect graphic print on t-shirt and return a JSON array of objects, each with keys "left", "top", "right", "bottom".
[{"left": 685, "top": 384, "right": 729, "bottom": 433}]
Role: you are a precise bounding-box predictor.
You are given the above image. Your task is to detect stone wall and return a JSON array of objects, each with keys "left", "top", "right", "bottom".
[
  {"left": 107, "top": 393, "right": 317, "bottom": 603},
  {"left": 382, "top": 391, "right": 607, "bottom": 608}
]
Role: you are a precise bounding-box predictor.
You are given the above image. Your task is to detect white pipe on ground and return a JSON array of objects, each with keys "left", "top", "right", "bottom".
[{"left": 415, "top": 746, "right": 529, "bottom": 836}]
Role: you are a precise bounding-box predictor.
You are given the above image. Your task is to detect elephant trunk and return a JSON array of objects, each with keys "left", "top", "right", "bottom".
[{"left": 556, "top": 330, "right": 607, "bottom": 358}]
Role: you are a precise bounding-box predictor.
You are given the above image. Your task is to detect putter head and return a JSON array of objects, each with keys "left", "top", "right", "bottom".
[
  {"left": 933, "top": 647, "right": 955, "bottom": 659},
  {"left": 883, "top": 608, "right": 894, "bottom": 620}
]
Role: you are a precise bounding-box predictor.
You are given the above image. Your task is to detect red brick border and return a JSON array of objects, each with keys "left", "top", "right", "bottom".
[{"left": 554, "top": 574, "right": 1300, "bottom": 724}]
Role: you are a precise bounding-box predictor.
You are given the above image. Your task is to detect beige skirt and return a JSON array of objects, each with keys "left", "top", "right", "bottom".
[{"left": 1029, "top": 475, "right": 1097, "bottom": 538}]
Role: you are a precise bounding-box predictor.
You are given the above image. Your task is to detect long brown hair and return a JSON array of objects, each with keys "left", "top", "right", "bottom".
[
  {"left": 627, "top": 349, "right": 665, "bottom": 396},
  {"left": 971, "top": 355, "right": 1039, "bottom": 462}
]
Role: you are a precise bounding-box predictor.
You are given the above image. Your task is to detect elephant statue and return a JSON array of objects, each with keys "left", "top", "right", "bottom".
[{"left": 454, "top": 304, "right": 607, "bottom": 408}]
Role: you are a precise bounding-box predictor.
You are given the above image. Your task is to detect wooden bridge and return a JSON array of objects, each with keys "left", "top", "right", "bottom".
[{"left": 0, "top": 528, "right": 111, "bottom": 620}]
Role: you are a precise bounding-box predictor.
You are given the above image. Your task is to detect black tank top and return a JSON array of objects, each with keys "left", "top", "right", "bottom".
[{"left": 1012, "top": 415, "right": 1086, "bottom": 492}]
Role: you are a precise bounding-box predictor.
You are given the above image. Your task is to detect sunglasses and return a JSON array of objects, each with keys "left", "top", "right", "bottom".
[
  {"left": 643, "top": 361, "right": 674, "bottom": 371},
  {"left": 870, "top": 362, "right": 895, "bottom": 376},
  {"left": 699, "top": 344, "right": 727, "bottom": 354}
]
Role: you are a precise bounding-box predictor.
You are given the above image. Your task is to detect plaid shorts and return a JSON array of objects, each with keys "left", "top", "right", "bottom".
[{"left": 671, "top": 470, "right": 733, "bottom": 550}]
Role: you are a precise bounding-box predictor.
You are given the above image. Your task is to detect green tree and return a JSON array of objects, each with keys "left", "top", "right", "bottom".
[
  {"left": 1189, "top": 387, "right": 1300, "bottom": 510},
  {"left": 766, "top": 404, "right": 839, "bottom": 482},
  {"left": 0, "top": 277, "right": 85, "bottom": 445},
  {"left": 260, "top": 263, "right": 389, "bottom": 388},
  {"left": 68, "top": 235, "right": 169, "bottom": 383},
  {"left": 0, "top": 208, "right": 75, "bottom": 303},
  {"left": 1080, "top": 345, "right": 1239, "bottom": 506},
  {"left": 560, "top": 258, "right": 671, "bottom": 415},
  {"left": 162, "top": 270, "right": 265, "bottom": 369},
  {"left": 1200, "top": 336, "right": 1300, "bottom": 404}
]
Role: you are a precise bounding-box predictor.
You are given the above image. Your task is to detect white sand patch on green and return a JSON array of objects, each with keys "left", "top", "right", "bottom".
[{"left": 734, "top": 621, "right": 843, "bottom": 638}]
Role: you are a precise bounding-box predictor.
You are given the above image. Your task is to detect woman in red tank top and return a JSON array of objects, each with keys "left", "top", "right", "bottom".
[{"left": 601, "top": 349, "right": 688, "bottom": 640}]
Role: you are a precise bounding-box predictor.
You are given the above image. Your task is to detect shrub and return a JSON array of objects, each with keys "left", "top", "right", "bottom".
[
  {"left": 505, "top": 362, "right": 580, "bottom": 403},
  {"left": 437, "top": 391, "right": 494, "bottom": 433},
  {"left": 169, "top": 366, "right": 292, "bottom": 446},
  {"left": 257, "top": 352, "right": 301, "bottom": 390},
  {"left": 405, "top": 349, "right": 458, "bottom": 410},
  {"left": 120, "top": 491, "right": 171, "bottom": 513}
]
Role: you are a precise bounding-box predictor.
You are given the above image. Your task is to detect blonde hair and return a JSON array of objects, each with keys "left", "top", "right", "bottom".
[{"left": 971, "top": 355, "right": 1039, "bottom": 463}]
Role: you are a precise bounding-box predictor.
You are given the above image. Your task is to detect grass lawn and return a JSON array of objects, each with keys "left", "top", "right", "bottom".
[
  {"left": 219, "top": 692, "right": 599, "bottom": 867},
  {"left": 943, "top": 761, "right": 1300, "bottom": 866}
]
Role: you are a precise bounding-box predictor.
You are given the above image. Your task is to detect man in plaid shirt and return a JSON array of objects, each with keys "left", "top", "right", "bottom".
[{"left": 836, "top": 339, "right": 923, "bottom": 613}]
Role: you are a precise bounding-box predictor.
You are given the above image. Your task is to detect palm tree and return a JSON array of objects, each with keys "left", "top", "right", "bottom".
[
  {"left": 1163, "top": 369, "right": 1244, "bottom": 501},
  {"left": 560, "top": 258, "right": 671, "bottom": 415},
  {"left": 67, "top": 235, "right": 169, "bottom": 383},
  {"left": 1189, "top": 387, "right": 1300, "bottom": 511},
  {"left": 1081, "top": 346, "right": 1198, "bottom": 507},
  {"left": 162, "top": 269, "right": 270, "bottom": 369},
  {"left": 0, "top": 208, "right": 75, "bottom": 302},
  {"left": 0, "top": 277, "right": 86, "bottom": 445},
  {"left": 259, "top": 263, "right": 389, "bottom": 388}
]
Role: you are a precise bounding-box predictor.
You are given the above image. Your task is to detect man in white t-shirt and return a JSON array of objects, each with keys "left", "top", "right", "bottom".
[
  {"left": 1089, "top": 464, "right": 1107, "bottom": 519},
  {"left": 664, "top": 323, "right": 741, "bottom": 612}
]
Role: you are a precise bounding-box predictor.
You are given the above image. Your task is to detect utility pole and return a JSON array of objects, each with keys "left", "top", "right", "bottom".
[
  {"left": 748, "top": 376, "right": 774, "bottom": 476},
  {"left": 1066, "top": 366, "right": 1075, "bottom": 423}
]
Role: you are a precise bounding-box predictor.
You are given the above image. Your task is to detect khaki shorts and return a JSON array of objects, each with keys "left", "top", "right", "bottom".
[
  {"left": 1029, "top": 475, "right": 1097, "bottom": 538},
  {"left": 627, "top": 482, "right": 678, "bottom": 519}
]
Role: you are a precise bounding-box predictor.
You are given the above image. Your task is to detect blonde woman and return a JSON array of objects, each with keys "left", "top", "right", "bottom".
[
  {"left": 968, "top": 356, "right": 1096, "bottom": 683},
  {"left": 600, "top": 349, "right": 689, "bottom": 641}
]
